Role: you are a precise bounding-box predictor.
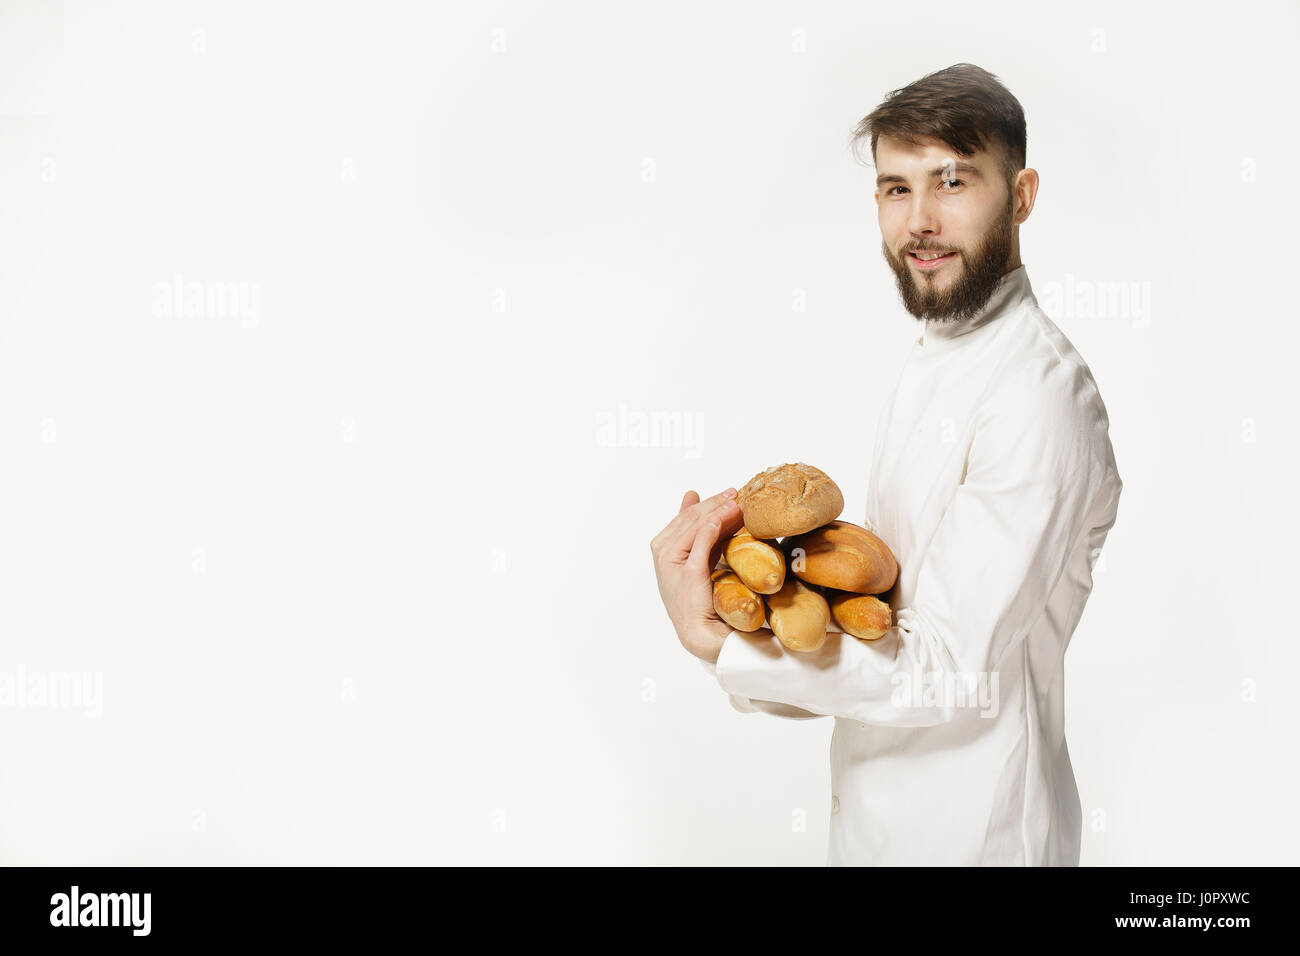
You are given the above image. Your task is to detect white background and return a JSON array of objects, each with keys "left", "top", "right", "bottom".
[{"left": 1, "top": 0, "right": 1297, "bottom": 865}]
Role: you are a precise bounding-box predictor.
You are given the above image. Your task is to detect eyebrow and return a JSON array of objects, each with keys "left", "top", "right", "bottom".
[{"left": 876, "top": 161, "right": 983, "bottom": 187}]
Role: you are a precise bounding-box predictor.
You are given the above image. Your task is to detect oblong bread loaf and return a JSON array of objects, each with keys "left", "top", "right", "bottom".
[
  {"left": 766, "top": 578, "right": 830, "bottom": 653},
  {"left": 711, "top": 568, "right": 766, "bottom": 632},
  {"left": 785, "top": 520, "right": 898, "bottom": 595},
  {"left": 735, "top": 462, "right": 844, "bottom": 540},
  {"left": 724, "top": 527, "right": 785, "bottom": 595},
  {"left": 829, "top": 592, "right": 893, "bottom": 642}
]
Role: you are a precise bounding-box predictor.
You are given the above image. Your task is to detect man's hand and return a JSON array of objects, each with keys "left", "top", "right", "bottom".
[{"left": 650, "top": 487, "right": 747, "bottom": 663}]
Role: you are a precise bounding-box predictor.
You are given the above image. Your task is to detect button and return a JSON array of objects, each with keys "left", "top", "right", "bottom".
[{"left": 831, "top": 795, "right": 840, "bottom": 814}]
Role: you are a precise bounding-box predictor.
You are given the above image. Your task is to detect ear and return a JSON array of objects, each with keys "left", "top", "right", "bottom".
[{"left": 1012, "top": 168, "right": 1039, "bottom": 224}]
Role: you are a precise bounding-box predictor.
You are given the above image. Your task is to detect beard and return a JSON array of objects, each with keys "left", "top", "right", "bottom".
[{"left": 881, "top": 197, "right": 1016, "bottom": 323}]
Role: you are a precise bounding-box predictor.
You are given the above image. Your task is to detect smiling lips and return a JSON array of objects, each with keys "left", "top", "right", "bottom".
[{"left": 908, "top": 249, "right": 957, "bottom": 270}]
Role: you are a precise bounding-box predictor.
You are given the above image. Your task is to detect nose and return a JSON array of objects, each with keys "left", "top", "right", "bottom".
[{"left": 906, "top": 192, "right": 941, "bottom": 244}]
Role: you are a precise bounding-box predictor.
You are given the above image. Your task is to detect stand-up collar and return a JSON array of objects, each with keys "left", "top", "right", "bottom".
[{"left": 919, "top": 264, "right": 1032, "bottom": 352}]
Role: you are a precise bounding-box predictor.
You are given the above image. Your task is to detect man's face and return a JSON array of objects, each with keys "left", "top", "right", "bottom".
[{"left": 874, "top": 134, "right": 1016, "bottom": 323}]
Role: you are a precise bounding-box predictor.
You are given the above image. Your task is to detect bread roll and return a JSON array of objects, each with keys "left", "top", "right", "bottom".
[
  {"left": 785, "top": 520, "right": 898, "bottom": 595},
  {"left": 829, "top": 592, "right": 893, "bottom": 642},
  {"left": 724, "top": 527, "right": 785, "bottom": 595},
  {"left": 766, "top": 578, "right": 830, "bottom": 653},
  {"left": 735, "top": 462, "right": 844, "bottom": 539},
  {"left": 711, "top": 568, "right": 766, "bottom": 632}
]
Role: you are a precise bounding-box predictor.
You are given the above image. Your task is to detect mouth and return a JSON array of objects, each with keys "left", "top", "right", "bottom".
[{"left": 907, "top": 250, "right": 957, "bottom": 271}]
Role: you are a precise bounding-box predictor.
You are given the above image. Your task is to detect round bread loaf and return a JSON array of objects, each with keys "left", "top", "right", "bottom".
[
  {"left": 784, "top": 520, "right": 898, "bottom": 595},
  {"left": 735, "top": 462, "right": 844, "bottom": 539},
  {"left": 829, "top": 592, "right": 893, "bottom": 642}
]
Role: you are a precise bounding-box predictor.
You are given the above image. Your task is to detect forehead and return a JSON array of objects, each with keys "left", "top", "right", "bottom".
[{"left": 874, "top": 133, "right": 998, "bottom": 175}]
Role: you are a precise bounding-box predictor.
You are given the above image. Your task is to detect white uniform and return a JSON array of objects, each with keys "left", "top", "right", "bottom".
[{"left": 703, "top": 264, "right": 1122, "bottom": 866}]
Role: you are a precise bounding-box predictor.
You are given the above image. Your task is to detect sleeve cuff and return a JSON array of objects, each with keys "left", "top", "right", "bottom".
[
  {"left": 700, "top": 634, "right": 824, "bottom": 719},
  {"left": 713, "top": 627, "right": 799, "bottom": 701}
]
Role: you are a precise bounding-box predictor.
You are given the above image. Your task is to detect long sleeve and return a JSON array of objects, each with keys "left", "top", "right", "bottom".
[
  {"left": 698, "top": 658, "right": 825, "bottom": 719},
  {"left": 713, "top": 365, "right": 1113, "bottom": 728}
]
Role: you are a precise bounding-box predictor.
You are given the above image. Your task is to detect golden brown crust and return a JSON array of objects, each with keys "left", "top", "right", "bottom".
[
  {"left": 735, "top": 462, "right": 844, "bottom": 539},
  {"left": 784, "top": 520, "right": 898, "bottom": 595},
  {"left": 711, "top": 568, "right": 766, "bottom": 632},
  {"left": 766, "top": 578, "right": 830, "bottom": 653},
  {"left": 829, "top": 591, "right": 893, "bottom": 642},
  {"left": 724, "top": 527, "right": 786, "bottom": 595}
]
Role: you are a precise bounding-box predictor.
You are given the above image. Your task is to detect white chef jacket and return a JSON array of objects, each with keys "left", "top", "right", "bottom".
[{"left": 702, "top": 264, "right": 1122, "bottom": 866}]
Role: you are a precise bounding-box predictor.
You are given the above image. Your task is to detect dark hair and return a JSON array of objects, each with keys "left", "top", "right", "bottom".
[{"left": 849, "top": 63, "right": 1027, "bottom": 189}]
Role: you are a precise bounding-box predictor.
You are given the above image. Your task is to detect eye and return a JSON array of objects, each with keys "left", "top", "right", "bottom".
[
  {"left": 940, "top": 179, "right": 966, "bottom": 191},
  {"left": 886, "top": 186, "right": 908, "bottom": 196}
]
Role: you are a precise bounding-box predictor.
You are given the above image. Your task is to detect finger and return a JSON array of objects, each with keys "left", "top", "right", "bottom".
[
  {"left": 667, "top": 494, "right": 740, "bottom": 561},
  {"left": 659, "top": 487, "right": 735, "bottom": 556},
  {"left": 670, "top": 496, "right": 743, "bottom": 564},
  {"left": 686, "top": 508, "right": 726, "bottom": 575},
  {"left": 653, "top": 490, "right": 702, "bottom": 552},
  {"left": 707, "top": 499, "right": 747, "bottom": 570}
]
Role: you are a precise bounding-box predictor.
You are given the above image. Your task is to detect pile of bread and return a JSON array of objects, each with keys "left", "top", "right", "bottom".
[{"left": 712, "top": 462, "right": 898, "bottom": 654}]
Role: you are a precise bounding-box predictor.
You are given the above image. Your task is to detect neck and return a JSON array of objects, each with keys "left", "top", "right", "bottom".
[{"left": 920, "top": 264, "right": 1031, "bottom": 350}]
